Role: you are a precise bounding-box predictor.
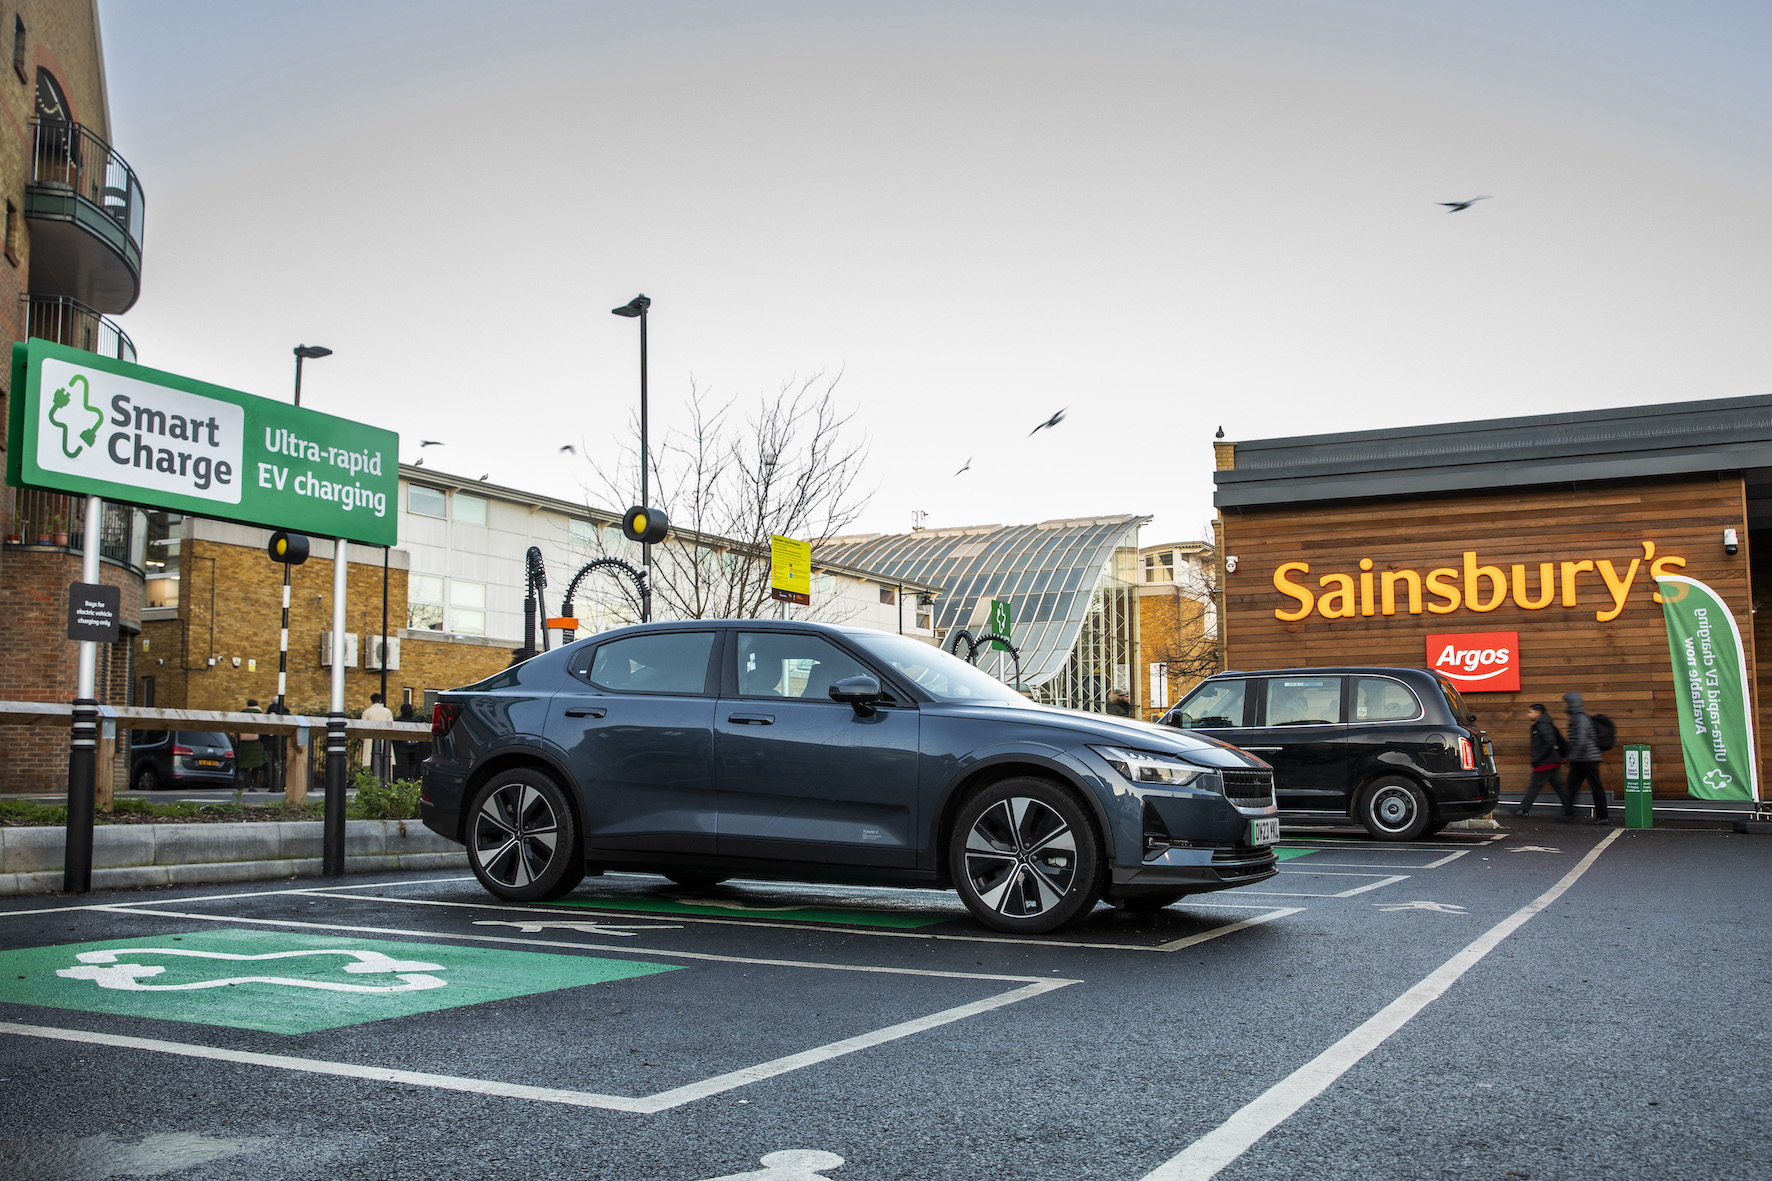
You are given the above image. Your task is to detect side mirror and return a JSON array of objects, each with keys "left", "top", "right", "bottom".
[
  {"left": 1465, "top": 712, "right": 1478, "bottom": 725},
  {"left": 829, "top": 675, "right": 883, "bottom": 716}
]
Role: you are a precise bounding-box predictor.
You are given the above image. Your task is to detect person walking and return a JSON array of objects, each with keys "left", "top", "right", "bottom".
[
  {"left": 392, "top": 700, "right": 431, "bottom": 782},
  {"left": 1563, "top": 691, "right": 1610, "bottom": 824},
  {"left": 1511, "top": 703, "right": 1571, "bottom": 818},
  {"left": 361, "top": 692, "right": 395, "bottom": 778},
  {"left": 1106, "top": 689, "right": 1132, "bottom": 717}
]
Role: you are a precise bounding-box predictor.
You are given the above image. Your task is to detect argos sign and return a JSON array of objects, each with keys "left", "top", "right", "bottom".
[{"left": 1427, "top": 631, "right": 1520, "bottom": 693}]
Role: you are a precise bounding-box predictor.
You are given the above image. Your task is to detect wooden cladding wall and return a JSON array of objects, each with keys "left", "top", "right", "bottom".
[{"left": 1220, "top": 474, "right": 1754, "bottom": 799}]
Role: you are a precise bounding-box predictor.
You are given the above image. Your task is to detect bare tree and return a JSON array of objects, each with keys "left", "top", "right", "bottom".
[
  {"left": 1146, "top": 542, "right": 1222, "bottom": 711},
  {"left": 575, "top": 373, "right": 871, "bottom": 622}
]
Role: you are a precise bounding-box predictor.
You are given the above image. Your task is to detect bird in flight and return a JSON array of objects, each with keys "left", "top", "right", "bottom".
[
  {"left": 1439, "top": 196, "right": 1490, "bottom": 213},
  {"left": 1029, "top": 409, "right": 1066, "bottom": 436},
  {"left": 559, "top": 444, "right": 577, "bottom": 455},
  {"left": 954, "top": 457, "right": 972, "bottom": 477},
  {"left": 419, "top": 439, "right": 444, "bottom": 447}
]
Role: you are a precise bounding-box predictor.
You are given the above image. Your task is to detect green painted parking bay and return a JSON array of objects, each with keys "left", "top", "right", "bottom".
[{"left": 0, "top": 929, "right": 679, "bottom": 1035}]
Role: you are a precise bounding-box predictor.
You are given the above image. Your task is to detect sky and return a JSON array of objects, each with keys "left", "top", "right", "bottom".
[{"left": 95, "top": 0, "right": 1772, "bottom": 549}]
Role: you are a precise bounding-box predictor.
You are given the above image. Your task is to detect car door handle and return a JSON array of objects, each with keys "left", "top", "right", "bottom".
[
  {"left": 563, "top": 707, "right": 607, "bottom": 719},
  {"left": 727, "top": 713, "right": 775, "bottom": 726}
]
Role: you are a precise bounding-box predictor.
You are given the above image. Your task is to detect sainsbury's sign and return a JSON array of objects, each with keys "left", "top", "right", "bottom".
[{"left": 1427, "top": 630, "right": 1520, "bottom": 693}]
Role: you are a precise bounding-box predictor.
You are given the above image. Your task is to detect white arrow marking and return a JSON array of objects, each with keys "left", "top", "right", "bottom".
[
  {"left": 472, "top": 920, "right": 682, "bottom": 937},
  {"left": 1509, "top": 846, "right": 1562, "bottom": 853},
  {"left": 1375, "top": 901, "right": 1468, "bottom": 914}
]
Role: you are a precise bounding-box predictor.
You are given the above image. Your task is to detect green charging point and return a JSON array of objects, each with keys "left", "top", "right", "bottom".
[{"left": 1624, "top": 744, "right": 1653, "bottom": 829}]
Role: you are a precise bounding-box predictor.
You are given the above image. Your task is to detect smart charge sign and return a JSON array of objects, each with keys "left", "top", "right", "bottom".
[{"left": 7, "top": 339, "right": 396, "bottom": 546}]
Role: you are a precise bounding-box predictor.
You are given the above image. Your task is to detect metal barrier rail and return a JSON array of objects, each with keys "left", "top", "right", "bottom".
[{"left": 0, "top": 700, "right": 430, "bottom": 741}]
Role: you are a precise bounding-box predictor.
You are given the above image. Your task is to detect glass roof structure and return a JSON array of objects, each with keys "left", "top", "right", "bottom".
[{"left": 819, "top": 515, "right": 1148, "bottom": 693}]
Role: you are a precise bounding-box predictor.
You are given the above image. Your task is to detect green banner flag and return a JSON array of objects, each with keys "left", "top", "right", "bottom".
[{"left": 1657, "top": 574, "right": 1758, "bottom": 802}]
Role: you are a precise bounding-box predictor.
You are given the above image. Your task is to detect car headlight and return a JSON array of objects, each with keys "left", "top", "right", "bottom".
[{"left": 1091, "top": 745, "right": 1208, "bottom": 786}]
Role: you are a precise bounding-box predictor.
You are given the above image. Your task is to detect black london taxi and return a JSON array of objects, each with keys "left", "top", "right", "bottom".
[{"left": 1158, "top": 666, "right": 1500, "bottom": 840}]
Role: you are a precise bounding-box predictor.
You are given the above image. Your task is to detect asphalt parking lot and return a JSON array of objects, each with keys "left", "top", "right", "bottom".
[{"left": 0, "top": 819, "right": 1767, "bottom": 1181}]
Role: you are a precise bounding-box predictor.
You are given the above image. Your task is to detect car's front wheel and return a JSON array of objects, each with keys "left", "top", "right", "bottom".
[
  {"left": 466, "top": 768, "right": 585, "bottom": 902},
  {"left": 949, "top": 777, "right": 1103, "bottom": 934},
  {"left": 1357, "top": 776, "right": 1432, "bottom": 841}
]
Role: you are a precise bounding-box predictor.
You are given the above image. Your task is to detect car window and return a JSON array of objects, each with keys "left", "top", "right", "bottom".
[
  {"left": 1353, "top": 677, "right": 1421, "bottom": 722},
  {"left": 1265, "top": 676, "right": 1342, "bottom": 726},
  {"left": 585, "top": 631, "right": 716, "bottom": 695},
  {"left": 1174, "top": 679, "right": 1248, "bottom": 729},
  {"left": 179, "top": 731, "right": 232, "bottom": 747},
  {"left": 133, "top": 730, "right": 168, "bottom": 746},
  {"left": 736, "top": 632, "right": 872, "bottom": 700},
  {"left": 847, "top": 631, "right": 1022, "bottom": 702}
]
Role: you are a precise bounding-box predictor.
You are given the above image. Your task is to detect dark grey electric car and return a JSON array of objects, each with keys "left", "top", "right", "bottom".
[{"left": 421, "top": 620, "right": 1279, "bottom": 933}]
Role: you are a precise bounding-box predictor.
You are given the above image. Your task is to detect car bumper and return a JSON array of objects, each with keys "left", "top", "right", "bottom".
[
  {"left": 1424, "top": 771, "right": 1501, "bottom": 819},
  {"left": 1109, "top": 844, "right": 1279, "bottom": 895},
  {"left": 419, "top": 764, "right": 467, "bottom": 844}
]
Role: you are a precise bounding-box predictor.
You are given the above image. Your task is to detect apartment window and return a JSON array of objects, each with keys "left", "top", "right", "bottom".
[
  {"left": 879, "top": 587, "right": 896, "bottom": 606},
  {"left": 453, "top": 493, "right": 488, "bottom": 526},
  {"left": 12, "top": 17, "right": 24, "bottom": 84},
  {"left": 409, "top": 484, "right": 447, "bottom": 518},
  {"left": 1144, "top": 551, "right": 1175, "bottom": 583},
  {"left": 450, "top": 579, "right": 487, "bottom": 635},
  {"left": 408, "top": 574, "right": 444, "bottom": 630},
  {"left": 3, "top": 199, "right": 15, "bottom": 265},
  {"left": 570, "top": 518, "right": 598, "bottom": 547},
  {"left": 139, "top": 675, "right": 155, "bottom": 707},
  {"left": 814, "top": 573, "right": 836, "bottom": 595}
]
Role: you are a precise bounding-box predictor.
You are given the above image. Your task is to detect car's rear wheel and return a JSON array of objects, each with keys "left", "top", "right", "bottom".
[
  {"left": 663, "top": 873, "right": 729, "bottom": 891},
  {"left": 466, "top": 768, "right": 585, "bottom": 902},
  {"left": 134, "top": 765, "right": 159, "bottom": 792},
  {"left": 1357, "top": 776, "right": 1432, "bottom": 841},
  {"left": 1116, "top": 889, "right": 1188, "bottom": 913},
  {"left": 949, "top": 777, "right": 1103, "bottom": 934}
]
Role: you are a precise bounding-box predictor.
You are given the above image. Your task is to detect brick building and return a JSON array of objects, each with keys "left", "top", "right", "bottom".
[
  {"left": 1138, "top": 540, "right": 1216, "bottom": 720},
  {"left": 0, "top": 3, "right": 148, "bottom": 793}
]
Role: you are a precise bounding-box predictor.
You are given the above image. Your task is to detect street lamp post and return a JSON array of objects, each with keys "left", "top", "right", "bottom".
[
  {"left": 611, "top": 296, "right": 652, "bottom": 621},
  {"left": 292, "top": 344, "right": 332, "bottom": 407}
]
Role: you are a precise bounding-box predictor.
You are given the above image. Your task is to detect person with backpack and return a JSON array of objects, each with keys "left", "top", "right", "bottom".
[
  {"left": 1512, "top": 703, "right": 1572, "bottom": 818},
  {"left": 1563, "top": 691, "right": 1612, "bottom": 824}
]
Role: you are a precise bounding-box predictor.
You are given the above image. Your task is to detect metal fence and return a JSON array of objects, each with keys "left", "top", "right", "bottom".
[
  {"left": 2, "top": 488, "right": 135, "bottom": 566},
  {"left": 29, "top": 118, "right": 145, "bottom": 254},
  {"left": 23, "top": 294, "right": 136, "bottom": 363}
]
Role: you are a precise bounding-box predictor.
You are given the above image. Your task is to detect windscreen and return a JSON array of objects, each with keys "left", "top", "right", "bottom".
[{"left": 847, "top": 632, "right": 1025, "bottom": 703}]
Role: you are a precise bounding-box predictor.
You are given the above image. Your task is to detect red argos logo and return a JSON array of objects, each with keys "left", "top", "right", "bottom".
[{"left": 1427, "top": 631, "right": 1520, "bottom": 693}]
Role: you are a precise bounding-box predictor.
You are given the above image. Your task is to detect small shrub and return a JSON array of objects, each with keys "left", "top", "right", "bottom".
[{"left": 349, "top": 773, "right": 423, "bottom": 820}]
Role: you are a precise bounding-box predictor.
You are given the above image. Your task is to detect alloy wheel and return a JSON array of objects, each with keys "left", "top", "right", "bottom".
[
  {"left": 963, "top": 796, "right": 1078, "bottom": 918},
  {"left": 472, "top": 781, "right": 560, "bottom": 889}
]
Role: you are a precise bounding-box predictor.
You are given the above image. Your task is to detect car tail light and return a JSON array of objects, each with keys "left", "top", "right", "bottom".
[
  {"left": 222, "top": 750, "right": 234, "bottom": 759},
  {"left": 171, "top": 744, "right": 193, "bottom": 756},
  {"left": 432, "top": 703, "right": 462, "bottom": 737},
  {"left": 1458, "top": 736, "right": 1476, "bottom": 771}
]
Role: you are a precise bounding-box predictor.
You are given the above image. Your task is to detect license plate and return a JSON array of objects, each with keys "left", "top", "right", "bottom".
[
  {"left": 197, "top": 759, "right": 221, "bottom": 768},
  {"left": 1249, "top": 818, "right": 1280, "bottom": 846}
]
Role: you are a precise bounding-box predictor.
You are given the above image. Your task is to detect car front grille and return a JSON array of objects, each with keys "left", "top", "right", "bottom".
[{"left": 1222, "top": 770, "right": 1275, "bottom": 804}]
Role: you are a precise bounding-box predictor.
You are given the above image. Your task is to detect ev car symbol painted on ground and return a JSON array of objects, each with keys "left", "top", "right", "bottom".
[
  {"left": 0, "top": 929, "right": 680, "bottom": 1034},
  {"left": 57, "top": 947, "right": 448, "bottom": 993},
  {"left": 697, "top": 1149, "right": 846, "bottom": 1180}
]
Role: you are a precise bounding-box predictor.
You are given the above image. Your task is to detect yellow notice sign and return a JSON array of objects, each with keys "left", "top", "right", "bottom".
[{"left": 770, "top": 534, "right": 812, "bottom": 605}]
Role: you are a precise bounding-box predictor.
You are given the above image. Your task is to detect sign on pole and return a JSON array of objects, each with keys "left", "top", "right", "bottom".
[
  {"left": 66, "top": 581, "right": 120, "bottom": 643},
  {"left": 8, "top": 340, "right": 397, "bottom": 547},
  {"left": 1657, "top": 574, "right": 1758, "bottom": 803},
  {"left": 770, "top": 534, "right": 811, "bottom": 606},
  {"left": 988, "top": 598, "right": 1014, "bottom": 650}
]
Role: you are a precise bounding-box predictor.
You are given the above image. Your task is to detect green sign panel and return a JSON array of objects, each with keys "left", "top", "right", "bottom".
[
  {"left": 0, "top": 928, "right": 679, "bottom": 1034},
  {"left": 7, "top": 339, "right": 398, "bottom": 546},
  {"left": 987, "top": 598, "right": 1013, "bottom": 651},
  {"left": 1624, "top": 743, "right": 1653, "bottom": 829},
  {"left": 1657, "top": 574, "right": 1758, "bottom": 802}
]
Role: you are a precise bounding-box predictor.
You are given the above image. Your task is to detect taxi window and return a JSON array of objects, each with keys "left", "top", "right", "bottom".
[
  {"left": 1265, "top": 677, "right": 1342, "bottom": 726},
  {"left": 1354, "top": 676, "right": 1421, "bottom": 722},
  {"left": 1174, "top": 679, "right": 1248, "bottom": 729}
]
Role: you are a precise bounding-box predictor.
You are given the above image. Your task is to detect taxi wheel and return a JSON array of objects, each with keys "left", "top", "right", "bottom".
[
  {"left": 950, "top": 777, "right": 1103, "bottom": 934},
  {"left": 466, "top": 769, "right": 585, "bottom": 902},
  {"left": 1357, "top": 776, "right": 1433, "bottom": 841}
]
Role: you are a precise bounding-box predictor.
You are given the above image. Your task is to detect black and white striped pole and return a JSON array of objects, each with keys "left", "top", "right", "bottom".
[
  {"left": 267, "top": 533, "right": 309, "bottom": 797},
  {"left": 63, "top": 494, "right": 110, "bottom": 893},
  {"left": 324, "top": 536, "right": 348, "bottom": 876}
]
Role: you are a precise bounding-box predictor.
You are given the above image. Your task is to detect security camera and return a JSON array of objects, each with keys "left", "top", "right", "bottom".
[
  {"left": 1725, "top": 528, "right": 1739, "bottom": 557},
  {"left": 1224, "top": 555, "right": 1239, "bottom": 574}
]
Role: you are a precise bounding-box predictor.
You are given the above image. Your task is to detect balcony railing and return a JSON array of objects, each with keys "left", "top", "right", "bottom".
[
  {"left": 29, "top": 119, "right": 144, "bottom": 254},
  {"left": 22, "top": 295, "right": 136, "bottom": 364},
  {"left": 3, "top": 488, "right": 137, "bottom": 569}
]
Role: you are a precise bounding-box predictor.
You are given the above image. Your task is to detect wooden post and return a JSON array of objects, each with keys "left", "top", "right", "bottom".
[
  {"left": 96, "top": 724, "right": 116, "bottom": 811},
  {"left": 287, "top": 726, "right": 309, "bottom": 806}
]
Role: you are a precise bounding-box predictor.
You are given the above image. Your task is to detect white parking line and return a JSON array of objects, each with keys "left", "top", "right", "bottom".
[
  {"left": 1137, "top": 828, "right": 1622, "bottom": 1181},
  {"left": 0, "top": 979, "right": 1072, "bottom": 1114},
  {"left": 1231, "top": 874, "right": 1409, "bottom": 899}
]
